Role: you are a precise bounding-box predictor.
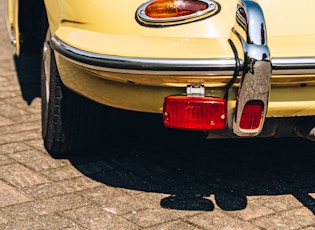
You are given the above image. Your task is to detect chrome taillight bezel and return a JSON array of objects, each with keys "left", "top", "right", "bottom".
[{"left": 136, "top": 0, "right": 220, "bottom": 27}]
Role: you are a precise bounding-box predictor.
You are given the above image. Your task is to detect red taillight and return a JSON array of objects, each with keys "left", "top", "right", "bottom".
[
  {"left": 239, "top": 100, "right": 264, "bottom": 130},
  {"left": 163, "top": 96, "right": 226, "bottom": 130},
  {"left": 145, "top": 0, "right": 208, "bottom": 18}
]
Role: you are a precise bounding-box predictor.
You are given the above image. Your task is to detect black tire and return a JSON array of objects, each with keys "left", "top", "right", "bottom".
[{"left": 41, "top": 29, "right": 112, "bottom": 158}]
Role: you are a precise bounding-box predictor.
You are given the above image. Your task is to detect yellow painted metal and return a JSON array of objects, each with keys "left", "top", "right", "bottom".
[
  {"left": 45, "top": 0, "right": 236, "bottom": 39},
  {"left": 7, "top": 0, "right": 14, "bottom": 25},
  {"left": 268, "top": 86, "right": 315, "bottom": 117},
  {"left": 56, "top": 54, "right": 315, "bottom": 116},
  {"left": 259, "top": 0, "right": 315, "bottom": 57},
  {"left": 54, "top": 27, "right": 233, "bottom": 59},
  {"left": 9, "top": 0, "right": 315, "bottom": 116},
  {"left": 46, "top": 0, "right": 236, "bottom": 59},
  {"left": 8, "top": 0, "right": 314, "bottom": 58},
  {"left": 7, "top": 0, "right": 20, "bottom": 54},
  {"left": 44, "top": 0, "right": 315, "bottom": 58},
  {"left": 55, "top": 55, "right": 180, "bottom": 113}
]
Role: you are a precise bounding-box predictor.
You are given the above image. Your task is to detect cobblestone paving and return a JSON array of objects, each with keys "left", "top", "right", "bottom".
[{"left": 2, "top": 1, "right": 315, "bottom": 229}]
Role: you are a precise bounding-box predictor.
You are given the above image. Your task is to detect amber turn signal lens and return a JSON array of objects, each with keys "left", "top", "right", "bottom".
[
  {"left": 136, "top": 0, "right": 218, "bottom": 26},
  {"left": 145, "top": 0, "right": 208, "bottom": 18}
]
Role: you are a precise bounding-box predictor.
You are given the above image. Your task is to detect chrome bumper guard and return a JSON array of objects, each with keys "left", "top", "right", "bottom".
[{"left": 230, "top": 0, "right": 272, "bottom": 136}]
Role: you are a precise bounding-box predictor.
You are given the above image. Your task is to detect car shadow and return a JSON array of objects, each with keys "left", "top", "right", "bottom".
[
  {"left": 66, "top": 114, "right": 315, "bottom": 214},
  {"left": 13, "top": 53, "right": 315, "bottom": 214},
  {"left": 9, "top": 26, "right": 315, "bottom": 214},
  {"left": 13, "top": 54, "right": 41, "bottom": 105}
]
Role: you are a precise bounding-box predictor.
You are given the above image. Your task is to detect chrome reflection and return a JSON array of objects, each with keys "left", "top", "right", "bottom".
[
  {"left": 229, "top": 0, "right": 272, "bottom": 137},
  {"left": 50, "top": 35, "right": 236, "bottom": 76},
  {"left": 272, "top": 57, "right": 315, "bottom": 74}
]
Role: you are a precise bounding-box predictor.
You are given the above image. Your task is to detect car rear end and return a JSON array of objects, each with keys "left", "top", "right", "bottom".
[{"left": 47, "top": 0, "right": 315, "bottom": 141}]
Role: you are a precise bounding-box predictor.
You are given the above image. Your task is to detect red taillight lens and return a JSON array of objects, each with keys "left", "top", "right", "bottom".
[
  {"left": 163, "top": 96, "right": 226, "bottom": 130},
  {"left": 145, "top": 0, "right": 208, "bottom": 18},
  {"left": 239, "top": 100, "right": 264, "bottom": 130}
]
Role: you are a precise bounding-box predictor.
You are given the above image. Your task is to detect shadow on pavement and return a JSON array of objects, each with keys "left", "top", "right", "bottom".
[
  {"left": 12, "top": 51, "right": 315, "bottom": 214},
  {"left": 13, "top": 54, "right": 41, "bottom": 104},
  {"left": 65, "top": 115, "right": 315, "bottom": 214}
]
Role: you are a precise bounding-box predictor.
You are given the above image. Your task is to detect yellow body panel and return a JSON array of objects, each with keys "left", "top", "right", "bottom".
[
  {"left": 56, "top": 55, "right": 315, "bottom": 116},
  {"left": 54, "top": 27, "right": 233, "bottom": 59},
  {"left": 258, "top": 1, "right": 315, "bottom": 57},
  {"left": 48, "top": 0, "right": 315, "bottom": 116},
  {"left": 8, "top": 0, "right": 315, "bottom": 59},
  {"left": 45, "top": 0, "right": 315, "bottom": 58},
  {"left": 8, "top": 0, "right": 315, "bottom": 117}
]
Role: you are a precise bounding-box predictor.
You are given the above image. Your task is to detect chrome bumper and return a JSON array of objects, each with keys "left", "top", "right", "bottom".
[
  {"left": 50, "top": 36, "right": 315, "bottom": 79},
  {"left": 50, "top": 36, "right": 236, "bottom": 77}
]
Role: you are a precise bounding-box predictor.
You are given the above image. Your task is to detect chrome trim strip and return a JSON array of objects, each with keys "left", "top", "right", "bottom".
[
  {"left": 272, "top": 58, "right": 315, "bottom": 74},
  {"left": 50, "top": 35, "right": 315, "bottom": 77},
  {"left": 4, "top": 15, "right": 16, "bottom": 46},
  {"left": 50, "top": 36, "right": 236, "bottom": 76}
]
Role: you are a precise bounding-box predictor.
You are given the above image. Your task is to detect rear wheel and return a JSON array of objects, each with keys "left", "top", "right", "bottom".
[{"left": 41, "top": 29, "right": 113, "bottom": 157}]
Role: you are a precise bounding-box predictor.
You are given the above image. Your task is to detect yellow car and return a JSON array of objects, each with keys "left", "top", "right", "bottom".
[{"left": 6, "top": 0, "right": 315, "bottom": 156}]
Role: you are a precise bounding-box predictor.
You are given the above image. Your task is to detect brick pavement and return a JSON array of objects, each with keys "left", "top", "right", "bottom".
[{"left": 2, "top": 0, "right": 315, "bottom": 229}]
